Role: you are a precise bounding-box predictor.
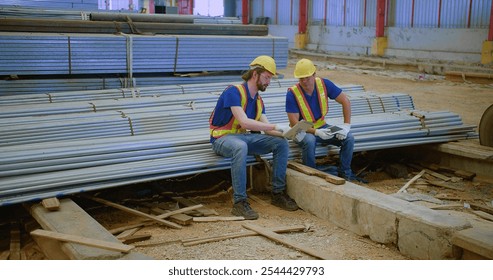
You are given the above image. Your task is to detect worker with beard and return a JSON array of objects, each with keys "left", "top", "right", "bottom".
[{"left": 209, "top": 55, "right": 302, "bottom": 220}]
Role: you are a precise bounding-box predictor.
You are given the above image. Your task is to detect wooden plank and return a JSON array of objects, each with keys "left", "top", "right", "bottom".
[
  {"left": 41, "top": 197, "right": 60, "bottom": 211},
  {"left": 193, "top": 216, "right": 245, "bottom": 222},
  {"left": 242, "top": 223, "right": 334, "bottom": 260},
  {"left": 9, "top": 226, "right": 21, "bottom": 260},
  {"left": 397, "top": 170, "right": 426, "bottom": 193},
  {"left": 469, "top": 203, "right": 493, "bottom": 216},
  {"left": 115, "top": 227, "right": 141, "bottom": 239},
  {"left": 288, "top": 161, "right": 345, "bottom": 185},
  {"left": 0, "top": 250, "right": 9, "bottom": 260},
  {"left": 182, "top": 225, "right": 307, "bottom": 247},
  {"left": 151, "top": 207, "right": 193, "bottom": 225},
  {"left": 425, "top": 180, "right": 465, "bottom": 191},
  {"left": 31, "top": 229, "right": 134, "bottom": 253},
  {"left": 84, "top": 195, "right": 182, "bottom": 229},
  {"left": 454, "top": 169, "right": 476, "bottom": 180},
  {"left": 121, "top": 234, "right": 152, "bottom": 245},
  {"left": 424, "top": 169, "right": 451, "bottom": 181},
  {"left": 172, "top": 197, "right": 218, "bottom": 216},
  {"left": 471, "top": 210, "right": 493, "bottom": 222},
  {"left": 429, "top": 203, "right": 464, "bottom": 210},
  {"left": 155, "top": 204, "right": 205, "bottom": 219},
  {"left": 168, "top": 213, "right": 193, "bottom": 226},
  {"left": 108, "top": 222, "right": 153, "bottom": 235}
]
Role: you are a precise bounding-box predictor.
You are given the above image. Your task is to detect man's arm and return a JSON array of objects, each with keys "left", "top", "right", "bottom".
[
  {"left": 231, "top": 106, "right": 279, "bottom": 134},
  {"left": 287, "top": 112, "right": 317, "bottom": 134},
  {"left": 335, "top": 92, "right": 351, "bottom": 124}
]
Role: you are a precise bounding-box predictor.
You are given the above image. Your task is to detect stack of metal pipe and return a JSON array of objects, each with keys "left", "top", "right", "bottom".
[
  {"left": 0, "top": 32, "right": 287, "bottom": 77},
  {"left": 0, "top": 79, "right": 477, "bottom": 205}
]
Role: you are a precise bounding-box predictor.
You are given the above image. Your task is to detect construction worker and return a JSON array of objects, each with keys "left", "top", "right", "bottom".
[
  {"left": 285, "top": 58, "right": 367, "bottom": 183},
  {"left": 209, "top": 55, "right": 300, "bottom": 220}
]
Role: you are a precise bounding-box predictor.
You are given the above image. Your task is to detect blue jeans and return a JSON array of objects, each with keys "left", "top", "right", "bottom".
[
  {"left": 294, "top": 127, "right": 355, "bottom": 177},
  {"left": 212, "top": 133, "right": 289, "bottom": 203}
]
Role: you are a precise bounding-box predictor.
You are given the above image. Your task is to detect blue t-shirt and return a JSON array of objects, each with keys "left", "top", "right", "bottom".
[
  {"left": 210, "top": 83, "right": 265, "bottom": 143},
  {"left": 285, "top": 78, "right": 342, "bottom": 121}
]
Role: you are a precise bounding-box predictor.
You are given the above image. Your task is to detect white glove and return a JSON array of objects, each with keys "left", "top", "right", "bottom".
[
  {"left": 335, "top": 123, "right": 351, "bottom": 140},
  {"left": 294, "top": 130, "right": 306, "bottom": 142},
  {"left": 314, "top": 128, "right": 333, "bottom": 140},
  {"left": 274, "top": 124, "right": 290, "bottom": 133}
]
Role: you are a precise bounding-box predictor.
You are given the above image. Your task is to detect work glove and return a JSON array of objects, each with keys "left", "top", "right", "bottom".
[
  {"left": 335, "top": 123, "right": 351, "bottom": 140},
  {"left": 294, "top": 130, "right": 306, "bottom": 142},
  {"left": 274, "top": 124, "right": 290, "bottom": 133},
  {"left": 314, "top": 128, "right": 333, "bottom": 140}
]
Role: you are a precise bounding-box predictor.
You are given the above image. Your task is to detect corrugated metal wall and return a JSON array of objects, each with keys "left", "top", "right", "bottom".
[{"left": 257, "top": 0, "right": 491, "bottom": 29}]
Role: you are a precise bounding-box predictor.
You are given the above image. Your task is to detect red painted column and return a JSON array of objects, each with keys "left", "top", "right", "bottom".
[
  {"left": 376, "top": 0, "right": 385, "bottom": 37},
  {"left": 242, "top": 0, "right": 249, "bottom": 24},
  {"left": 149, "top": 0, "right": 155, "bottom": 14},
  {"left": 299, "top": 0, "right": 307, "bottom": 33},
  {"left": 489, "top": 0, "right": 493, "bottom": 41}
]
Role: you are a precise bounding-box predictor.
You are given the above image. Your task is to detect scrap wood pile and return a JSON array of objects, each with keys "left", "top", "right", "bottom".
[
  {"left": 0, "top": 191, "right": 333, "bottom": 260},
  {"left": 375, "top": 158, "right": 493, "bottom": 223}
]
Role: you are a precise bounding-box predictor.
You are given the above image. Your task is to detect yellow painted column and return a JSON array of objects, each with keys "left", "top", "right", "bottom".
[
  {"left": 481, "top": 40, "right": 493, "bottom": 65},
  {"left": 371, "top": 36, "right": 387, "bottom": 56},
  {"left": 294, "top": 33, "right": 308, "bottom": 49}
]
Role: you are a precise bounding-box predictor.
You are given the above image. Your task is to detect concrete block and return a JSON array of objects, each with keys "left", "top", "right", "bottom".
[
  {"left": 287, "top": 169, "right": 472, "bottom": 259},
  {"left": 452, "top": 226, "right": 493, "bottom": 259},
  {"left": 397, "top": 209, "right": 469, "bottom": 259}
]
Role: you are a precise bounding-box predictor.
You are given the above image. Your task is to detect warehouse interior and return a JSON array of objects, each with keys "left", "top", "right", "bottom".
[{"left": 0, "top": 0, "right": 492, "bottom": 263}]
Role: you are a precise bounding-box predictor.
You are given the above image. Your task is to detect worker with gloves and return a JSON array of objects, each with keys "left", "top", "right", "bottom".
[
  {"left": 209, "top": 55, "right": 300, "bottom": 220},
  {"left": 285, "top": 58, "right": 367, "bottom": 183}
]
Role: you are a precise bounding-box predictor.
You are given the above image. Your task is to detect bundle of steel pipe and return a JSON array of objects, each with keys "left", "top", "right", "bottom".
[
  {"left": 89, "top": 12, "right": 242, "bottom": 25},
  {"left": 0, "top": 18, "right": 268, "bottom": 36},
  {"left": 0, "top": 32, "right": 287, "bottom": 77},
  {"left": 0, "top": 78, "right": 477, "bottom": 205},
  {"left": 0, "top": 109, "right": 477, "bottom": 206},
  {"left": 0, "top": 75, "right": 244, "bottom": 96}
]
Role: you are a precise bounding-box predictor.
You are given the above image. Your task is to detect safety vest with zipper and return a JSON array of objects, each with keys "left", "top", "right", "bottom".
[
  {"left": 209, "top": 84, "right": 263, "bottom": 139},
  {"left": 289, "top": 77, "right": 328, "bottom": 129}
]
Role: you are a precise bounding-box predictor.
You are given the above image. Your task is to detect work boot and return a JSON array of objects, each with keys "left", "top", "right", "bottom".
[
  {"left": 271, "top": 191, "right": 298, "bottom": 211},
  {"left": 231, "top": 200, "right": 259, "bottom": 220},
  {"left": 340, "top": 172, "right": 368, "bottom": 184}
]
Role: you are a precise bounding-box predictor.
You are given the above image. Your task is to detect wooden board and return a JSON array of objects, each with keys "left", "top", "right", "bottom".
[
  {"left": 172, "top": 197, "right": 218, "bottom": 216},
  {"left": 182, "top": 225, "right": 307, "bottom": 247},
  {"left": 31, "top": 229, "right": 134, "bottom": 253},
  {"left": 288, "top": 161, "right": 345, "bottom": 185},
  {"left": 9, "top": 226, "right": 21, "bottom": 260},
  {"left": 193, "top": 216, "right": 245, "bottom": 222},
  {"left": 242, "top": 223, "right": 334, "bottom": 260},
  {"left": 84, "top": 195, "right": 182, "bottom": 229},
  {"left": 41, "top": 197, "right": 60, "bottom": 211}
]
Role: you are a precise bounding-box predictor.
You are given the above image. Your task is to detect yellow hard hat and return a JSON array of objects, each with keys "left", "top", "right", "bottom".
[
  {"left": 294, "top": 58, "right": 316, "bottom": 78},
  {"left": 249, "top": 55, "right": 277, "bottom": 76}
]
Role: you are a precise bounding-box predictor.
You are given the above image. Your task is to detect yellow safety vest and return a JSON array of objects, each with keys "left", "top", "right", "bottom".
[
  {"left": 209, "top": 84, "right": 263, "bottom": 139},
  {"left": 289, "top": 77, "right": 328, "bottom": 129}
]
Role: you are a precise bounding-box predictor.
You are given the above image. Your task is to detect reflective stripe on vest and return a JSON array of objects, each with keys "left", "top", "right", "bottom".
[
  {"left": 289, "top": 77, "right": 328, "bottom": 129},
  {"left": 209, "top": 84, "right": 263, "bottom": 138}
]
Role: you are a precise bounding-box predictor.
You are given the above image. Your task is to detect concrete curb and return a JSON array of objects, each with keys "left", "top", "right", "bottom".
[{"left": 287, "top": 169, "right": 473, "bottom": 260}]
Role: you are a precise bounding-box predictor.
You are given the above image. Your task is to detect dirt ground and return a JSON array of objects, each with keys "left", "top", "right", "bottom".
[{"left": 2, "top": 54, "right": 492, "bottom": 261}]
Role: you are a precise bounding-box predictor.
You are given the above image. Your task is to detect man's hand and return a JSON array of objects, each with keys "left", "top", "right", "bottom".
[
  {"left": 314, "top": 128, "right": 333, "bottom": 140},
  {"left": 335, "top": 123, "right": 351, "bottom": 140},
  {"left": 274, "top": 124, "right": 290, "bottom": 133}
]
